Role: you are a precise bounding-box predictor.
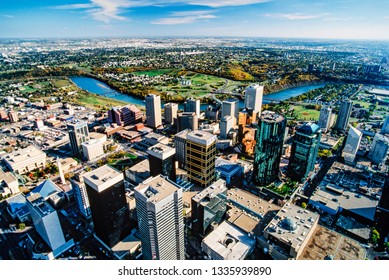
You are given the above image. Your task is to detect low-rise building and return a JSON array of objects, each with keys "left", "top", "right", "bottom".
[{"left": 3, "top": 145, "right": 46, "bottom": 174}]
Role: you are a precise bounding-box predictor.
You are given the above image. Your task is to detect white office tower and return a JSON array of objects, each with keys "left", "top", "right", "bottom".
[
  {"left": 244, "top": 84, "right": 263, "bottom": 113},
  {"left": 135, "top": 175, "right": 185, "bottom": 260},
  {"left": 382, "top": 115, "right": 389, "bottom": 134},
  {"left": 318, "top": 107, "right": 332, "bottom": 133},
  {"left": 70, "top": 172, "right": 91, "bottom": 219},
  {"left": 164, "top": 103, "right": 178, "bottom": 125},
  {"left": 368, "top": 133, "right": 389, "bottom": 165},
  {"left": 342, "top": 126, "right": 362, "bottom": 164},
  {"left": 185, "top": 97, "right": 200, "bottom": 116},
  {"left": 56, "top": 157, "right": 66, "bottom": 185},
  {"left": 220, "top": 115, "right": 234, "bottom": 139},
  {"left": 145, "top": 94, "right": 162, "bottom": 128},
  {"left": 82, "top": 139, "right": 104, "bottom": 161},
  {"left": 26, "top": 193, "right": 68, "bottom": 255},
  {"left": 222, "top": 98, "right": 239, "bottom": 125}
]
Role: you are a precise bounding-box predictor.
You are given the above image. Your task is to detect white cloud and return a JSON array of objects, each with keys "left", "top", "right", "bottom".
[
  {"left": 3, "top": 15, "right": 14, "bottom": 18},
  {"left": 51, "top": 0, "right": 270, "bottom": 22},
  {"left": 264, "top": 13, "right": 328, "bottom": 20},
  {"left": 152, "top": 10, "right": 217, "bottom": 25}
]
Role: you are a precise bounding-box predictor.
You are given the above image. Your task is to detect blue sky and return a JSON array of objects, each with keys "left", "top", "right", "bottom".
[{"left": 0, "top": 0, "right": 388, "bottom": 39}]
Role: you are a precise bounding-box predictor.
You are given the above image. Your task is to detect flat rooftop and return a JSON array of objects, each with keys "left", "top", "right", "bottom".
[
  {"left": 298, "top": 225, "right": 366, "bottom": 260},
  {"left": 187, "top": 130, "right": 217, "bottom": 146},
  {"left": 264, "top": 203, "right": 319, "bottom": 252},
  {"left": 202, "top": 221, "right": 255, "bottom": 260},
  {"left": 215, "top": 158, "right": 242, "bottom": 174},
  {"left": 27, "top": 193, "right": 55, "bottom": 216},
  {"left": 147, "top": 143, "right": 175, "bottom": 160},
  {"left": 192, "top": 179, "right": 227, "bottom": 204},
  {"left": 3, "top": 145, "right": 45, "bottom": 163},
  {"left": 135, "top": 175, "right": 180, "bottom": 204},
  {"left": 111, "top": 231, "right": 141, "bottom": 259},
  {"left": 260, "top": 110, "right": 285, "bottom": 123},
  {"left": 83, "top": 165, "right": 123, "bottom": 193},
  {"left": 310, "top": 183, "right": 378, "bottom": 221}
]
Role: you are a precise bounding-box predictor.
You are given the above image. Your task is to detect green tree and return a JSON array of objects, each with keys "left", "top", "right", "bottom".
[
  {"left": 371, "top": 228, "right": 380, "bottom": 245},
  {"left": 301, "top": 202, "right": 307, "bottom": 209},
  {"left": 18, "top": 223, "right": 26, "bottom": 230}
]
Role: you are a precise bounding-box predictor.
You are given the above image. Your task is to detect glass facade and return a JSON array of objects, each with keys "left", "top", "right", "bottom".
[
  {"left": 288, "top": 123, "right": 321, "bottom": 182},
  {"left": 149, "top": 153, "right": 177, "bottom": 181},
  {"left": 253, "top": 112, "right": 286, "bottom": 186}
]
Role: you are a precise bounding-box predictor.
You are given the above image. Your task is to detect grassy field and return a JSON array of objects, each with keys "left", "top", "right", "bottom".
[
  {"left": 191, "top": 73, "right": 225, "bottom": 85},
  {"left": 292, "top": 105, "right": 320, "bottom": 121},
  {"left": 76, "top": 93, "right": 127, "bottom": 109},
  {"left": 352, "top": 100, "right": 372, "bottom": 109},
  {"left": 51, "top": 79, "right": 72, "bottom": 88},
  {"left": 133, "top": 69, "right": 175, "bottom": 77}
]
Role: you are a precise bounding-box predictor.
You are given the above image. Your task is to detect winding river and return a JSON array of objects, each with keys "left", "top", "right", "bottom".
[{"left": 70, "top": 76, "right": 326, "bottom": 110}]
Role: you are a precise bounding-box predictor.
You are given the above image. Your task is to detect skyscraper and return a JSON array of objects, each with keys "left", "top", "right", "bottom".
[
  {"left": 342, "top": 126, "right": 362, "bottom": 164},
  {"left": 318, "top": 107, "right": 332, "bottom": 133},
  {"left": 191, "top": 179, "right": 227, "bottom": 238},
  {"left": 368, "top": 133, "right": 389, "bottom": 165},
  {"left": 67, "top": 121, "right": 89, "bottom": 158},
  {"left": 84, "top": 165, "right": 130, "bottom": 248},
  {"left": 185, "top": 98, "right": 200, "bottom": 116},
  {"left": 145, "top": 94, "right": 162, "bottom": 128},
  {"left": 244, "top": 84, "right": 263, "bottom": 113},
  {"left": 288, "top": 122, "right": 321, "bottom": 182},
  {"left": 187, "top": 130, "right": 217, "bottom": 188},
  {"left": 147, "top": 143, "right": 176, "bottom": 181},
  {"left": 382, "top": 115, "right": 389, "bottom": 134},
  {"left": 220, "top": 115, "right": 234, "bottom": 139},
  {"left": 253, "top": 111, "right": 286, "bottom": 186},
  {"left": 70, "top": 172, "right": 91, "bottom": 219},
  {"left": 335, "top": 100, "right": 353, "bottom": 131},
  {"left": 134, "top": 175, "right": 185, "bottom": 260},
  {"left": 164, "top": 103, "right": 178, "bottom": 125},
  {"left": 26, "top": 193, "right": 67, "bottom": 254},
  {"left": 177, "top": 112, "right": 198, "bottom": 132},
  {"left": 174, "top": 129, "right": 189, "bottom": 168},
  {"left": 222, "top": 98, "right": 239, "bottom": 125}
]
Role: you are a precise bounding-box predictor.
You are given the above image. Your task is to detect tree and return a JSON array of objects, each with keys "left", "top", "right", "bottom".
[
  {"left": 301, "top": 202, "right": 307, "bottom": 209},
  {"left": 18, "top": 223, "right": 26, "bottom": 230},
  {"left": 371, "top": 228, "right": 380, "bottom": 245},
  {"left": 384, "top": 242, "right": 389, "bottom": 253}
]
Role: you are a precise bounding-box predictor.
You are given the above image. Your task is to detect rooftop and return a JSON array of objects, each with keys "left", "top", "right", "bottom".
[
  {"left": 27, "top": 193, "right": 55, "bottom": 216},
  {"left": 3, "top": 145, "right": 45, "bottom": 163},
  {"left": 147, "top": 143, "right": 175, "bottom": 160},
  {"left": 135, "top": 175, "right": 180, "bottom": 204},
  {"left": 83, "top": 165, "right": 123, "bottom": 193},
  {"left": 202, "top": 221, "right": 255, "bottom": 260},
  {"left": 192, "top": 179, "right": 227, "bottom": 204},
  {"left": 264, "top": 203, "right": 319, "bottom": 252},
  {"left": 298, "top": 225, "right": 366, "bottom": 260},
  {"left": 260, "top": 110, "right": 285, "bottom": 123},
  {"left": 187, "top": 130, "right": 217, "bottom": 146},
  {"left": 216, "top": 158, "right": 242, "bottom": 174},
  {"left": 32, "top": 179, "right": 62, "bottom": 199},
  {"left": 298, "top": 122, "right": 320, "bottom": 135}
]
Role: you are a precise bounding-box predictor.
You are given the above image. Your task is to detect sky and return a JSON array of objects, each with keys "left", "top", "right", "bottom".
[{"left": 0, "top": 0, "right": 389, "bottom": 40}]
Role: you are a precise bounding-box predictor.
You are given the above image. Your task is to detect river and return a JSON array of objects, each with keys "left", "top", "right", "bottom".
[{"left": 69, "top": 76, "right": 326, "bottom": 110}]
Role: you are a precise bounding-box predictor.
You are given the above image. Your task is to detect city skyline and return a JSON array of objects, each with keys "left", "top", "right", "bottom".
[{"left": 1, "top": 0, "right": 389, "bottom": 40}]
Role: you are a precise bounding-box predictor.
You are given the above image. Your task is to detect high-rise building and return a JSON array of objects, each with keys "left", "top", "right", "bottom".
[
  {"left": 84, "top": 165, "right": 131, "bottom": 248},
  {"left": 191, "top": 179, "right": 227, "bottom": 238},
  {"left": 382, "top": 115, "right": 389, "bottom": 134},
  {"left": 244, "top": 84, "right": 263, "bottom": 113},
  {"left": 147, "top": 143, "right": 176, "bottom": 181},
  {"left": 174, "top": 129, "right": 189, "bottom": 168},
  {"left": 164, "top": 103, "right": 178, "bottom": 125},
  {"left": 222, "top": 98, "right": 239, "bottom": 125},
  {"left": 26, "top": 193, "right": 67, "bottom": 253},
  {"left": 318, "top": 107, "right": 332, "bottom": 133},
  {"left": 108, "top": 105, "right": 142, "bottom": 126},
  {"left": 134, "top": 175, "right": 185, "bottom": 260},
  {"left": 177, "top": 112, "right": 198, "bottom": 132},
  {"left": 145, "top": 94, "right": 162, "bottom": 128},
  {"left": 288, "top": 123, "right": 321, "bottom": 182},
  {"left": 67, "top": 121, "right": 89, "bottom": 158},
  {"left": 253, "top": 111, "right": 286, "bottom": 186},
  {"left": 185, "top": 98, "right": 200, "bottom": 116},
  {"left": 342, "top": 126, "right": 362, "bottom": 164},
  {"left": 368, "top": 133, "right": 389, "bottom": 165},
  {"left": 186, "top": 130, "right": 217, "bottom": 188},
  {"left": 335, "top": 100, "right": 353, "bottom": 131},
  {"left": 82, "top": 139, "right": 104, "bottom": 161},
  {"left": 220, "top": 115, "right": 234, "bottom": 139},
  {"left": 70, "top": 172, "right": 91, "bottom": 219}
]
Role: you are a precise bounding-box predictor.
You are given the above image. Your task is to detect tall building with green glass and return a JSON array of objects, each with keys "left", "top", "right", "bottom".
[
  {"left": 288, "top": 122, "right": 321, "bottom": 182},
  {"left": 253, "top": 111, "right": 286, "bottom": 186}
]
